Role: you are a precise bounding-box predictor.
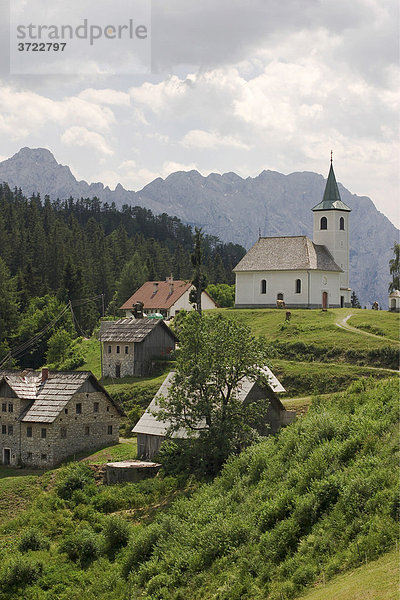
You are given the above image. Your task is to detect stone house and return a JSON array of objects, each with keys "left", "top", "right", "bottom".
[
  {"left": 120, "top": 276, "right": 218, "bottom": 319},
  {"left": 133, "top": 368, "right": 296, "bottom": 460},
  {"left": 0, "top": 369, "right": 124, "bottom": 468},
  {"left": 99, "top": 318, "right": 178, "bottom": 378},
  {"left": 234, "top": 161, "right": 352, "bottom": 309}
]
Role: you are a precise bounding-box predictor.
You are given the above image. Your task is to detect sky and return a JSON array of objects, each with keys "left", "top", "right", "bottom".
[{"left": 0, "top": 0, "right": 399, "bottom": 227}]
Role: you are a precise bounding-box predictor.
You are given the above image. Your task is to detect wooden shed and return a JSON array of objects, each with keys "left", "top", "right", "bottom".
[
  {"left": 133, "top": 368, "right": 296, "bottom": 460},
  {"left": 99, "top": 318, "right": 177, "bottom": 378}
]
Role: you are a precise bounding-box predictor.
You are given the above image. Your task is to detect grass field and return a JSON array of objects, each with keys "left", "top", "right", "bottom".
[
  {"left": 220, "top": 307, "right": 399, "bottom": 350},
  {"left": 347, "top": 312, "right": 400, "bottom": 341},
  {"left": 298, "top": 547, "right": 399, "bottom": 600}
]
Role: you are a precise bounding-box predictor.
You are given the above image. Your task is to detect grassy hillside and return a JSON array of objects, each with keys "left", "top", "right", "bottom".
[
  {"left": 297, "top": 547, "right": 399, "bottom": 600},
  {"left": 122, "top": 377, "right": 398, "bottom": 600},
  {"left": 0, "top": 379, "right": 397, "bottom": 599}
]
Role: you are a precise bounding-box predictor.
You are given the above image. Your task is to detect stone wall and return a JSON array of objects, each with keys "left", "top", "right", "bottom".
[{"left": 19, "top": 391, "right": 120, "bottom": 468}]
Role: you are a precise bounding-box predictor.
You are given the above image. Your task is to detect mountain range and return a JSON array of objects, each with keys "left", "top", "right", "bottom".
[{"left": 0, "top": 147, "right": 397, "bottom": 308}]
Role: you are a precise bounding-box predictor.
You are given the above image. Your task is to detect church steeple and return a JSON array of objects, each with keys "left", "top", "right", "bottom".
[{"left": 312, "top": 158, "right": 351, "bottom": 212}]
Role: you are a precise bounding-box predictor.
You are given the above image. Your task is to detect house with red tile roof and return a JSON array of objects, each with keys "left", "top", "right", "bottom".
[{"left": 119, "top": 276, "right": 218, "bottom": 319}]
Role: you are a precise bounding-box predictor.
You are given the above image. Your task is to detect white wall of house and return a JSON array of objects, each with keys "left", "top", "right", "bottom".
[
  {"left": 235, "top": 269, "right": 341, "bottom": 308},
  {"left": 170, "top": 288, "right": 216, "bottom": 316}
]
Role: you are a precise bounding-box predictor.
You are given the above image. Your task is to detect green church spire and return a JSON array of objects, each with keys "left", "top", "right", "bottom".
[{"left": 312, "top": 156, "right": 351, "bottom": 212}]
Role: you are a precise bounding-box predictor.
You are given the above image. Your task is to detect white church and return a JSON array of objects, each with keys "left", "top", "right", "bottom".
[{"left": 234, "top": 160, "right": 352, "bottom": 309}]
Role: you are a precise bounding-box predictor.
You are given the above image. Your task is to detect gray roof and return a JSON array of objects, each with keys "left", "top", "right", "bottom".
[
  {"left": 99, "top": 318, "right": 177, "bottom": 343},
  {"left": 133, "top": 367, "right": 286, "bottom": 438},
  {"left": 0, "top": 370, "right": 123, "bottom": 423},
  {"left": 233, "top": 236, "right": 342, "bottom": 272}
]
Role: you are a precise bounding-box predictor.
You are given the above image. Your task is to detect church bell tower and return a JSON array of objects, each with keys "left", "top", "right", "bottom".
[{"left": 312, "top": 157, "right": 352, "bottom": 307}]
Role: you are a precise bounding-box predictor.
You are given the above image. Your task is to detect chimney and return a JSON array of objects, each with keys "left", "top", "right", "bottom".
[
  {"left": 153, "top": 282, "right": 159, "bottom": 294},
  {"left": 41, "top": 368, "right": 49, "bottom": 383}
]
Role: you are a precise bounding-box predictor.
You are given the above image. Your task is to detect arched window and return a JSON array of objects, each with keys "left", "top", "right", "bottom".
[
  {"left": 295, "top": 279, "right": 301, "bottom": 294},
  {"left": 320, "top": 216, "right": 327, "bottom": 230},
  {"left": 277, "top": 293, "right": 284, "bottom": 301},
  {"left": 260, "top": 279, "right": 267, "bottom": 294},
  {"left": 339, "top": 216, "right": 345, "bottom": 230}
]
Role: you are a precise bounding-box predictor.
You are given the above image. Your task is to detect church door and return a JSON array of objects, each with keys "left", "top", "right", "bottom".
[{"left": 322, "top": 292, "right": 328, "bottom": 309}]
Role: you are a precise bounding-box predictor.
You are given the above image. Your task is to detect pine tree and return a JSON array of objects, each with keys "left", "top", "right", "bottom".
[{"left": 389, "top": 242, "right": 400, "bottom": 292}]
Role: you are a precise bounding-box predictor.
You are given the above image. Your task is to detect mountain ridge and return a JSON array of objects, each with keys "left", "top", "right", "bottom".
[{"left": 0, "top": 147, "right": 397, "bottom": 308}]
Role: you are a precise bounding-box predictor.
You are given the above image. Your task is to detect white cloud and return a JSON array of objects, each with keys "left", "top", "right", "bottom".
[
  {"left": 61, "top": 126, "right": 114, "bottom": 156},
  {"left": 78, "top": 88, "right": 131, "bottom": 106},
  {"left": 181, "top": 129, "right": 250, "bottom": 150}
]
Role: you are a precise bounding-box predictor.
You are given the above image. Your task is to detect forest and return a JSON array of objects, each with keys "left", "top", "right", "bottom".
[{"left": 0, "top": 183, "right": 245, "bottom": 366}]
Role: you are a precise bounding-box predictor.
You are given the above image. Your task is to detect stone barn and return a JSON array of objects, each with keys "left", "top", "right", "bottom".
[
  {"left": 99, "top": 318, "right": 177, "bottom": 378},
  {"left": 133, "top": 368, "right": 296, "bottom": 460},
  {"left": 0, "top": 369, "right": 124, "bottom": 468}
]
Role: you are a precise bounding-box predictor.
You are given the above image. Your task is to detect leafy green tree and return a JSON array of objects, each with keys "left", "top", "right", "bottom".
[
  {"left": 189, "top": 228, "right": 207, "bottom": 315},
  {"left": 46, "top": 329, "right": 84, "bottom": 370},
  {"left": 158, "top": 312, "right": 270, "bottom": 474},
  {"left": 206, "top": 283, "right": 235, "bottom": 307},
  {"left": 389, "top": 242, "right": 400, "bottom": 292},
  {"left": 12, "top": 295, "right": 73, "bottom": 369}
]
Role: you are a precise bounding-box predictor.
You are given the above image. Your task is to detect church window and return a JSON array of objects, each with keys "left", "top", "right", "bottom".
[
  {"left": 277, "top": 293, "right": 284, "bottom": 301},
  {"left": 295, "top": 279, "right": 301, "bottom": 294},
  {"left": 339, "top": 217, "right": 345, "bottom": 230},
  {"left": 320, "top": 216, "right": 327, "bottom": 230},
  {"left": 260, "top": 279, "right": 267, "bottom": 294}
]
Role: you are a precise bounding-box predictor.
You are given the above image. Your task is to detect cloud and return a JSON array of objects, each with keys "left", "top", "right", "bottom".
[
  {"left": 181, "top": 129, "right": 250, "bottom": 150},
  {"left": 78, "top": 88, "right": 131, "bottom": 106},
  {"left": 61, "top": 126, "right": 114, "bottom": 155}
]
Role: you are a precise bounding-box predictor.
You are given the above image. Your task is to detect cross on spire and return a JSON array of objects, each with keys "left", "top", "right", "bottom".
[{"left": 330, "top": 150, "right": 333, "bottom": 164}]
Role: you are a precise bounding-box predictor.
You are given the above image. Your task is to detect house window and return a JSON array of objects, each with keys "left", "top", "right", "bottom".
[
  {"left": 60, "top": 427, "right": 67, "bottom": 439},
  {"left": 260, "top": 279, "right": 267, "bottom": 294},
  {"left": 125, "top": 346, "right": 129, "bottom": 354},
  {"left": 1, "top": 403, "right": 6, "bottom": 412},
  {"left": 41, "top": 454, "right": 47, "bottom": 461},
  {"left": 27, "top": 426, "right": 32, "bottom": 438},
  {"left": 94, "top": 402, "right": 99, "bottom": 413},
  {"left": 41, "top": 428, "right": 47, "bottom": 439},
  {"left": 339, "top": 216, "right": 345, "bottom": 230},
  {"left": 85, "top": 426, "right": 90, "bottom": 436},
  {"left": 8, "top": 425, "right": 13, "bottom": 435},
  {"left": 26, "top": 452, "right": 32, "bottom": 460},
  {"left": 116, "top": 345, "right": 120, "bottom": 354},
  {"left": 106, "top": 406, "right": 110, "bottom": 412},
  {"left": 107, "top": 425, "right": 113, "bottom": 435},
  {"left": 107, "top": 345, "right": 112, "bottom": 354},
  {"left": 64, "top": 408, "right": 68, "bottom": 414},
  {"left": 8, "top": 403, "right": 13, "bottom": 413},
  {"left": 1, "top": 425, "right": 6, "bottom": 434},
  {"left": 76, "top": 403, "right": 82, "bottom": 415},
  {"left": 295, "top": 279, "right": 301, "bottom": 294},
  {"left": 320, "top": 216, "right": 327, "bottom": 230}
]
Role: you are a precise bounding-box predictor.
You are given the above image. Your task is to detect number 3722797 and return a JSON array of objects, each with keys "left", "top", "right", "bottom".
[{"left": 18, "top": 43, "right": 67, "bottom": 51}]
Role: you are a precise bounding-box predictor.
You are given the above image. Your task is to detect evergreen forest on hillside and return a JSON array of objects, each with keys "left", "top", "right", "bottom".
[{"left": 0, "top": 183, "right": 245, "bottom": 366}]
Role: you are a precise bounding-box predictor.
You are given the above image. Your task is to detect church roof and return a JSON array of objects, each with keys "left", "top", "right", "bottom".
[
  {"left": 312, "top": 162, "right": 351, "bottom": 212},
  {"left": 233, "top": 236, "right": 342, "bottom": 273}
]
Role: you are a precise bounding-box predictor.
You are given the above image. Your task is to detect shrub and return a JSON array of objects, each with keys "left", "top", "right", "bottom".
[
  {"left": 103, "top": 515, "right": 131, "bottom": 551},
  {"left": 18, "top": 528, "right": 50, "bottom": 553},
  {"left": 56, "top": 463, "right": 94, "bottom": 500},
  {"left": 58, "top": 528, "right": 101, "bottom": 566},
  {"left": 122, "top": 523, "right": 163, "bottom": 578},
  {"left": 2, "top": 555, "right": 43, "bottom": 588}
]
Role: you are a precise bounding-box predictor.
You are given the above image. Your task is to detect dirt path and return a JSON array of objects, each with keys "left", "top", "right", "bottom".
[{"left": 336, "top": 313, "right": 399, "bottom": 344}]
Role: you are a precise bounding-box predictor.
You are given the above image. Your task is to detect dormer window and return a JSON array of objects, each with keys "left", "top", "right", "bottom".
[
  {"left": 320, "top": 216, "right": 327, "bottom": 230},
  {"left": 339, "top": 216, "right": 345, "bottom": 230}
]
